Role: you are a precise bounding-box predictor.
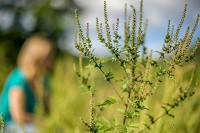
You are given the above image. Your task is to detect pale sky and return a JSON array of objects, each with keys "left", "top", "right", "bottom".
[{"left": 66, "top": 0, "right": 200, "bottom": 56}]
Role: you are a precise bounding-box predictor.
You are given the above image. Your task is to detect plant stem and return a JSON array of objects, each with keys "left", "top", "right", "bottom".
[{"left": 92, "top": 58, "right": 125, "bottom": 103}]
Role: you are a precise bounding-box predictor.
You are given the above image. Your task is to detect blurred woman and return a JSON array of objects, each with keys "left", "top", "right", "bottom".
[{"left": 0, "top": 33, "right": 54, "bottom": 132}]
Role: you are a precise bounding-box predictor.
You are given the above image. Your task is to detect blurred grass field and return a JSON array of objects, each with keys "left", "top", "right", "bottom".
[{"left": 1, "top": 54, "right": 200, "bottom": 133}]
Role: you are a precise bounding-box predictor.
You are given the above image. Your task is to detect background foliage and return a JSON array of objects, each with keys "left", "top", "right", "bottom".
[{"left": 0, "top": 0, "right": 80, "bottom": 64}]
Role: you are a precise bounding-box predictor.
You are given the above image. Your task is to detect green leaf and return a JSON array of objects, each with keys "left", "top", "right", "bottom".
[
  {"left": 105, "top": 71, "right": 114, "bottom": 81},
  {"left": 147, "top": 114, "right": 154, "bottom": 124},
  {"left": 85, "top": 64, "right": 95, "bottom": 69},
  {"left": 111, "top": 57, "right": 117, "bottom": 62},
  {"left": 96, "top": 117, "right": 112, "bottom": 132},
  {"left": 97, "top": 96, "right": 118, "bottom": 110},
  {"left": 112, "top": 117, "right": 119, "bottom": 127},
  {"left": 122, "top": 83, "right": 129, "bottom": 92},
  {"left": 144, "top": 124, "right": 151, "bottom": 130},
  {"left": 126, "top": 123, "right": 139, "bottom": 133}
]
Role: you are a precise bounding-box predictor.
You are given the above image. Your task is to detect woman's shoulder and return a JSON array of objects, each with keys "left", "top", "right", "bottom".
[{"left": 6, "top": 68, "right": 27, "bottom": 87}]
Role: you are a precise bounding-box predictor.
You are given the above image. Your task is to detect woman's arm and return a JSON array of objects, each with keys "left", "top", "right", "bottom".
[{"left": 9, "top": 88, "right": 34, "bottom": 123}]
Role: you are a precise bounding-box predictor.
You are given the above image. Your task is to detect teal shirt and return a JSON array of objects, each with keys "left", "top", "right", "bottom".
[{"left": 0, "top": 68, "right": 36, "bottom": 124}]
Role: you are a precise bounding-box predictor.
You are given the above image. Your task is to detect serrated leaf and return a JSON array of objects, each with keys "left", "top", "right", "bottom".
[
  {"left": 97, "top": 117, "right": 112, "bottom": 132},
  {"left": 97, "top": 96, "right": 118, "bottom": 110},
  {"left": 112, "top": 117, "right": 119, "bottom": 126},
  {"left": 126, "top": 123, "right": 139, "bottom": 133}
]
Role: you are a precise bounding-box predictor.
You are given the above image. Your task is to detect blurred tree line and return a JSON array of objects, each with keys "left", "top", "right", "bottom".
[{"left": 0, "top": 0, "right": 81, "bottom": 65}]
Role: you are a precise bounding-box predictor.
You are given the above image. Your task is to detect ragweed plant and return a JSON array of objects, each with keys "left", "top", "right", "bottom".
[
  {"left": 74, "top": 53, "right": 98, "bottom": 132},
  {"left": 74, "top": 0, "right": 200, "bottom": 132},
  {"left": 0, "top": 114, "right": 4, "bottom": 133}
]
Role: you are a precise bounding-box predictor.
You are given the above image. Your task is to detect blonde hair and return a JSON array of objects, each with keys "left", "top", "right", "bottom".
[{"left": 17, "top": 34, "right": 54, "bottom": 80}]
